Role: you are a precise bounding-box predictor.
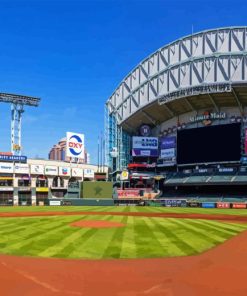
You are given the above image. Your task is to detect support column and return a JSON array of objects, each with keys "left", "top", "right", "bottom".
[
  {"left": 11, "top": 103, "right": 24, "bottom": 156},
  {"left": 13, "top": 188, "right": 18, "bottom": 206},
  {"left": 31, "top": 188, "right": 36, "bottom": 206}
]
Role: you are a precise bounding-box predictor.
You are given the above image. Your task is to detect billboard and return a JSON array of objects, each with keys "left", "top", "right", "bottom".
[
  {"left": 177, "top": 123, "right": 241, "bottom": 164},
  {"left": 201, "top": 202, "right": 215, "bottom": 208},
  {"left": 14, "top": 164, "right": 29, "bottom": 174},
  {"left": 0, "top": 155, "right": 27, "bottom": 163},
  {"left": 160, "top": 148, "right": 175, "bottom": 159},
  {"left": 232, "top": 203, "right": 246, "bottom": 209},
  {"left": 84, "top": 169, "right": 95, "bottom": 179},
  {"left": 45, "top": 166, "right": 58, "bottom": 176},
  {"left": 71, "top": 167, "right": 83, "bottom": 177},
  {"left": 59, "top": 167, "right": 71, "bottom": 177},
  {"left": 30, "top": 165, "right": 44, "bottom": 175},
  {"left": 0, "top": 163, "right": 14, "bottom": 173},
  {"left": 217, "top": 202, "right": 230, "bottom": 209},
  {"left": 66, "top": 132, "right": 85, "bottom": 160},
  {"left": 160, "top": 136, "right": 176, "bottom": 149},
  {"left": 132, "top": 137, "right": 158, "bottom": 157}
]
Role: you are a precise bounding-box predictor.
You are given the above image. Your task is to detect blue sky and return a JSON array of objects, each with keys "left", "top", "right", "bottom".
[{"left": 0, "top": 0, "right": 246, "bottom": 164}]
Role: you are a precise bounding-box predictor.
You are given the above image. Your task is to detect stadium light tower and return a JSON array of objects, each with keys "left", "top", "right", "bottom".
[{"left": 0, "top": 93, "right": 40, "bottom": 156}]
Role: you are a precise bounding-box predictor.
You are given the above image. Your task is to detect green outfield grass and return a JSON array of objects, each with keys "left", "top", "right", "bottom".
[
  {"left": 0, "top": 210, "right": 246, "bottom": 259},
  {"left": 0, "top": 205, "right": 247, "bottom": 216}
]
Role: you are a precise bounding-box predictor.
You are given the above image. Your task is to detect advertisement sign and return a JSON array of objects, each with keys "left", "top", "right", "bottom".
[
  {"left": 36, "top": 187, "right": 49, "bottom": 192},
  {"left": 117, "top": 189, "right": 140, "bottom": 197},
  {"left": 0, "top": 152, "right": 12, "bottom": 156},
  {"left": 0, "top": 155, "right": 27, "bottom": 163},
  {"left": 30, "top": 165, "right": 44, "bottom": 175},
  {"left": 164, "top": 199, "right": 186, "bottom": 207},
  {"left": 132, "top": 136, "right": 158, "bottom": 157},
  {"left": 187, "top": 201, "right": 200, "bottom": 207},
  {"left": 49, "top": 200, "right": 61, "bottom": 206},
  {"left": 132, "top": 137, "right": 158, "bottom": 149},
  {"left": 0, "top": 163, "right": 14, "bottom": 173},
  {"left": 59, "top": 167, "right": 71, "bottom": 177},
  {"left": 120, "top": 170, "right": 128, "bottom": 181},
  {"left": 160, "top": 148, "right": 175, "bottom": 159},
  {"left": 157, "top": 159, "right": 176, "bottom": 167},
  {"left": 45, "top": 166, "right": 58, "bottom": 176},
  {"left": 202, "top": 202, "right": 215, "bottom": 208},
  {"left": 232, "top": 203, "right": 246, "bottom": 209},
  {"left": 132, "top": 149, "right": 158, "bottom": 157},
  {"left": 160, "top": 136, "right": 176, "bottom": 149},
  {"left": 71, "top": 167, "right": 83, "bottom": 177},
  {"left": 0, "top": 187, "right": 13, "bottom": 191},
  {"left": 217, "top": 202, "right": 230, "bottom": 209},
  {"left": 84, "top": 169, "right": 95, "bottom": 179},
  {"left": 14, "top": 164, "right": 29, "bottom": 174},
  {"left": 66, "top": 132, "right": 85, "bottom": 159}
]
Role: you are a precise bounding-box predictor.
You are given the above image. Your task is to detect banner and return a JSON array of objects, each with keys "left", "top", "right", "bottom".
[
  {"left": 36, "top": 187, "right": 49, "bottom": 192},
  {"left": 66, "top": 132, "right": 85, "bottom": 160},
  {"left": 0, "top": 163, "right": 14, "bottom": 173},
  {"left": 232, "top": 203, "right": 246, "bottom": 209},
  {"left": 59, "top": 167, "right": 71, "bottom": 177},
  {"left": 84, "top": 169, "right": 95, "bottom": 179},
  {"left": 45, "top": 166, "right": 58, "bottom": 176},
  {"left": 202, "top": 202, "right": 215, "bottom": 208},
  {"left": 132, "top": 137, "right": 158, "bottom": 149},
  {"left": 160, "top": 148, "right": 175, "bottom": 159},
  {"left": 217, "top": 202, "right": 230, "bottom": 208},
  {"left": 14, "top": 164, "right": 29, "bottom": 174},
  {"left": 164, "top": 199, "right": 186, "bottom": 207},
  {"left": 49, "top": 200, "right": 61, "bottom": 206},
  {"left": 71, "top": 167, "right": 83, "bottom": 177},
  {"left": 30, "top": 165, "right": 44, "bottom": 175},
  {"left": 0, "top": 155, "right": 27, "bottom": 163},
  {"left": 132, "top": 149, "right": 158, "bottom": 157},
  {"left": 160, "top": 136, "right": 176, "bottom": 149},
  {"left": 187, "top": 201, "right": 200, "bottom": 207}
]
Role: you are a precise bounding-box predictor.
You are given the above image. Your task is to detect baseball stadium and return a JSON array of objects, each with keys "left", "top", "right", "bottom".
[{"left": 1, "top": 27, "right": 247, "bottom": 295}]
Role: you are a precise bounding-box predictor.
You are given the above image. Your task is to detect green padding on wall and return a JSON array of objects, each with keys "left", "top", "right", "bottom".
[{"left": 80, "top": 181, "right": 113, "bottom": 199}]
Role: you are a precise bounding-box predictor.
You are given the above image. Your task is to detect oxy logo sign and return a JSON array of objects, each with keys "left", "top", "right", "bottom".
[{"left": 66, "top": 132, "right": 84, "bottom": 159}]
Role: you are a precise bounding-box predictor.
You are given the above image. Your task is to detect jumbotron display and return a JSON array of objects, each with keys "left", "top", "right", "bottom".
[{"left": 177, "top": 123, "right": 241, "bottom": 165}]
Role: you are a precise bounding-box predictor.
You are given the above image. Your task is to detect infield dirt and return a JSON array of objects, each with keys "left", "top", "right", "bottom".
[{"left": 0, "top": 211, "right": 246, "bottom": 295}]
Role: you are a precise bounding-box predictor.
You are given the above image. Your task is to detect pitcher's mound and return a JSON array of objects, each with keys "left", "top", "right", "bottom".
[{"left": 70, "top": 220, "right": 125, "bottom": 229}]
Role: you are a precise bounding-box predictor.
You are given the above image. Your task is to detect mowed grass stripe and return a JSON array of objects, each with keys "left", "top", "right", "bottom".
[
  {"left": 37, "top": 214, "right": 102, "bottom": 257},
  {"left": 0, "top": 217, "right": 77, "bottom": 254},
  {"left": 1, "top": 215, "right": 89, "bottom": 255},
  {"left": 144, "top": 217, "right": 185, "bottom": 257},
  {"left": 172, "top": 219, "right": 230, "bottom": 244},
  {"left": 168, "top": 218, "right": 225, "bottom": 251},
  {"left": 119, "top": 216, "right": 137, "bottom": 258},
  {"left": 102, "top": 215, "right": 128, "bottom": 259},
  {"left": 53, "top": 216, "right": 119, "bottom": 258},
  {"left": 149, "top": 217, "right": 197, "bottom": 256},
  {"left": 134, "top": 217, "right": 179, "bottom": 258},
  {"left": 186, "top": 219, "right": 247, "bottom": 236},
  {"left": 191, "top": 218, "right": 247, "bottom": 233}
]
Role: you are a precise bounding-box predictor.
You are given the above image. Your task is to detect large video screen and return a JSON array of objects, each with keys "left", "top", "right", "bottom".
[{"left": 177, "top": 123, "right": 241, "bottom": 164}]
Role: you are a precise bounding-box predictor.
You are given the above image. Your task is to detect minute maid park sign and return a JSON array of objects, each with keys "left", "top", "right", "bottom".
[{"left": 190, "top": 112, "right": 226, "bottom": 125}]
